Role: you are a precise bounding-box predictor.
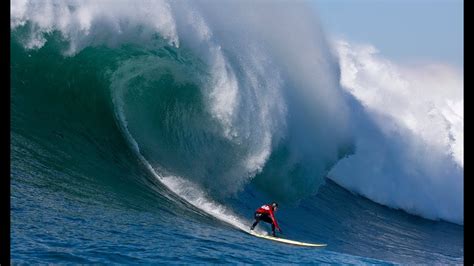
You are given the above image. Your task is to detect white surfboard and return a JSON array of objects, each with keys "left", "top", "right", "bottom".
[{"left": 248, "top": 230, "right": 327, "bottom": 247}]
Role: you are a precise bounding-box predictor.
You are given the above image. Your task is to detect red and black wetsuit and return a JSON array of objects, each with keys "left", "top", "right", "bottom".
[{"left": 250, "top": 204, "right": 281, "bottom": 235}]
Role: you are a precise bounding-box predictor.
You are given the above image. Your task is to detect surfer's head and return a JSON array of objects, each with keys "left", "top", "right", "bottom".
[{"left": 271, "top": 202, "right": 278, "bottom": 210}]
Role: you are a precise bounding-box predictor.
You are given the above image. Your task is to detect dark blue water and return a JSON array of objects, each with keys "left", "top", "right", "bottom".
[{"left": 11, "top": 129, "right": 463, "bottom": 264}]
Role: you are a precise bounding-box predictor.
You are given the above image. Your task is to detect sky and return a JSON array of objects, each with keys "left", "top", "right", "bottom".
[{"left": 313, "top": 0, "right": 463, "bottom": 69}]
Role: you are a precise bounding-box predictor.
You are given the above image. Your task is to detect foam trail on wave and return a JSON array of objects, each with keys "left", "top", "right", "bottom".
[
  {"left": 111, "top": 85, "right": 262, "bottom": 234},
  {"left": 329, "top": 40, "right": 463, "bottom": 224}
]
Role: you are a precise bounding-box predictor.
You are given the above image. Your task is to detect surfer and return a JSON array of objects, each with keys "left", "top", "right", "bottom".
[{"left": 250, "top": 202, "right": 282, "bottom": 237}]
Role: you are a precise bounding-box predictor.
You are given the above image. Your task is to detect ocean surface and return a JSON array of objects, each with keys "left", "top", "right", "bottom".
[{"left": 11, "top": 1, "right": 463, "bottom": 264}]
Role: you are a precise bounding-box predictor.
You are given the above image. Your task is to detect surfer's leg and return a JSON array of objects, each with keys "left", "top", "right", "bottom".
[
  {"left": 251, "top": 220, "right": 259, "bottom": 230},
  {"left": 251, "top": 213, "right": 261, "bottom": 230},
  {"left": 271, "top": 223, "right": 276, "bottom": 236}
]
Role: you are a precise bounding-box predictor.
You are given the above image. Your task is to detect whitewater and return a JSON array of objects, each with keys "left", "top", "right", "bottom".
[{"left": 11, "top": 0, "right": 463, "bottom": 264}]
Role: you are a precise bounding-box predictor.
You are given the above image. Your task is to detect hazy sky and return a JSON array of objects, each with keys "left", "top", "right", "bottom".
[{"left": 313, "top": 0, "right": 463, "bottom": 68}]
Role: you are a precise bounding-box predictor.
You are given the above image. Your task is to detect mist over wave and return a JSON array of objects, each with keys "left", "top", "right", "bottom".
[{"left": 11, "top": 0, "right": 462, "bottom": 226}]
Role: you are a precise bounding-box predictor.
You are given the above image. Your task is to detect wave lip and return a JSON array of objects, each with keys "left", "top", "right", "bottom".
[{"left": 10, "top": 0, "right": 179, "bottom": 54}]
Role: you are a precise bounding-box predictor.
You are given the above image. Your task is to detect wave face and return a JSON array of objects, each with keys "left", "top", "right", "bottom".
[
  {"left": 11, "top": 0, "right": 463, "bottom": 263},
  {"left": 12, "top": 0, "right": 353, "bottom": 204}
]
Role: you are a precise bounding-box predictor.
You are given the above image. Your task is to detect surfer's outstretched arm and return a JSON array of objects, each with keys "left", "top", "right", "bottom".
[{"left": 268, "top": 210, "right": 282, "bottom": 235}]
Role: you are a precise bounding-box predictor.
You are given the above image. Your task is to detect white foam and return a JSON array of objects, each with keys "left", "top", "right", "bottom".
[
  {"left": 330, "top": 40, "right": 463, "bottom": 224},
  {"left": 207, "top": 46, "right": 240, "bottom": 139},
  {"left": 336, "top": 40, "right": 463, "bottom": 166}
]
